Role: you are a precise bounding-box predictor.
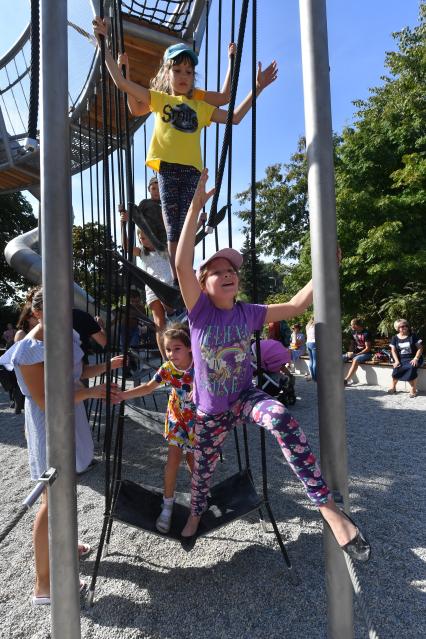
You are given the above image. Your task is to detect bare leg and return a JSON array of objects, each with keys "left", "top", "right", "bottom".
[
  {"left": 149, "top": 300, "right": 167, "bottom": 359},
  {"left": 344, "top": 358, "right": 359, "bottom": 382},
  {"left": 33, "top": 492, "right": 50, "bottom": 598},
  {"left": 408, "top": 379, "right": 417, "bottom": 396},
  {"left": 182, "top": 514, "right": 201, "bottom": 537},
  {"left": 168, "top": 240, "right": 178, "bottom": 281},
  {"left": 319, "top": 500, "right": 358, "bottom": 546},
  {"left": 388, "top": 376, "right": 398, "bottom": 391},
  {"left": 163, "top": 445, "right": 183, "bottom": 499},
  {"left": 185, "top": 451, "right": 194, "bottom": 473}
]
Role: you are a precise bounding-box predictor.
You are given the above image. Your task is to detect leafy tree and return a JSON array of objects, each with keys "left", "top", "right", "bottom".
[
  {"left": 238, "top": 237, "right": 289, "bottom": 303},
  {"left": 336, "top": 4, "right": 426, "bottom": 332},
  {"left": 72, "top": 222, "right": 115, "bottom": 306},
  {"left": 0, "top": 192, "right": 37, "bottom": 305},
  {"left": 236, "top": 139, "right": 309, "bottom": 261},
  {"left": 237, "top": 3, "right": 426, "bottom": 338}
]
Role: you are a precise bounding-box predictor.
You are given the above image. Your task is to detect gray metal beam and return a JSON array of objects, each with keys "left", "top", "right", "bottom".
[
  {"left": 298, "top": 2, "right": 354, "bottom": 638},
  {"left": 40, "top": 0, "right": 81, "bottom": 636}
]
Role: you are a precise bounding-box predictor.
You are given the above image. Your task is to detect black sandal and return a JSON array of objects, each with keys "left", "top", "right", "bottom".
[{"left": 323, "top": 511, "right": 371, "bottom": 563}]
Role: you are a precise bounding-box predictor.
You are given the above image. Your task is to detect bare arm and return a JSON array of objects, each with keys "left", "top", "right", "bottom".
[
  {"left": 202, "top": 43, "right": 236, "bottom": 107},
  {"left": 390, "top": 344, "right": 400, "bottom": 367},
  {"left": 20, "top": 362, "right": 123, "bottom": 410},
  {"left": 265, "top": 281, "right": 313, "bottom": 323},
  {"left": 120, "top": 208, "right": 141, "bottom": 257},
  {"left": 117, "top": 52, "right": 151, "bottom": 116},
  {"left": 121, "top": 377, "right": 161, "bottom": 400},
  {"left": 210, "top": 60, "right": 277, "bottom": 125},
  {"left": 93, "top": 17, "right": 150, "bottom": 106},
  {"left": 81, "top": 355, "right": 124, "bottom": 380},
  {"left": 175, "top": 168, "right": 215, "bottom": 311}
]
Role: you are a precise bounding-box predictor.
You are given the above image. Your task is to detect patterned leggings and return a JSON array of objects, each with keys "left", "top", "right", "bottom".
[
  {"left": 157, "top": 161, "right": 201, "bottom": 241},
  {"left": 191, "top": 387, "right": 330, "bottom": 516}
]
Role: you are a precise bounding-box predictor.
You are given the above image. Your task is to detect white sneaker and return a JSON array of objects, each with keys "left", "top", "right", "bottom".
[{"left": 156, "top": 505, "right": 173, "bottom": 534}]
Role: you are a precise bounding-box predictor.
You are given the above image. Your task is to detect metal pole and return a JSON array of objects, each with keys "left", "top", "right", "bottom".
[
  {"left": 298, "top": 2, "right": 354, "bottom": 638},
  {"left": 40, "top": 0, "right": 81, "bottom": 637}
]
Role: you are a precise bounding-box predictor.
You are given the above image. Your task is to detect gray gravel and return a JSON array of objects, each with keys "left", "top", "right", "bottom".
[{"left": 0, "top": 378, "right": 425, "bottom": 639}]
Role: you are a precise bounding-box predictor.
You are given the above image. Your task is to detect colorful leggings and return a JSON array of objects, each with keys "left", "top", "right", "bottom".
[
  {"left": 157, "top": 161, "right": 201, "bottom": 242},
  {"left": 191, "top": 387, "right": 330, "bottom": 516}
]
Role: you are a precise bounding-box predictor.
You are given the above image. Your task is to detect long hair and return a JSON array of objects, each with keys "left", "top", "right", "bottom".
[{"left": 150, "top": 53, "right": 196, "bottom": 97}]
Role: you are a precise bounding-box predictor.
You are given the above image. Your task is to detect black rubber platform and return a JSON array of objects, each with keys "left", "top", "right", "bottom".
[{"left": 112, "top": 470, "right": 263, "bottom": 545}]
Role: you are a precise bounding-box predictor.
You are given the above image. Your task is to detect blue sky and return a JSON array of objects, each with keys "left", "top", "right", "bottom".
[{"left": 0, "top": 0, "right": 422, "bottom": 258}]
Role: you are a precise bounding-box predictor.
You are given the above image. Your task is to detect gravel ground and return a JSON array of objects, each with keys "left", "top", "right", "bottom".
[{"left": 0, "top": 376, "right": 425, "bottom": 639}]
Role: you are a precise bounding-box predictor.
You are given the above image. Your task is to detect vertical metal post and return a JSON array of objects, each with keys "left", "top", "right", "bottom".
[
  {"left": 40, "top": 1, "right": 81, "bottom": 637},
  {"left": 298, "top": 2, "right": 354, "bottom": 638}
]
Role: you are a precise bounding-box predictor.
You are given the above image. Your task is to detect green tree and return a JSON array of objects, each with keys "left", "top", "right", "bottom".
[
  {"left": 72, "top": 222, "right": 113, "bottom": 306},
  {"left": 0, "top": 192, "right": 37, "bottom": 304},
  {"left": 336, "top": 3, "right": 426, "bottom": 332},
  {"left": 237, "top": 3, "right": 426, "bottom": 338},
  {"left": 236, "top": 139, "right": 309, "bottom": 261}
]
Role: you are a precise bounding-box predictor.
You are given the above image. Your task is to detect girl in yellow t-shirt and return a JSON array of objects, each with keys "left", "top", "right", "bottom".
[{"left": 93, "top": 17, "right": 277, "bottom": 280}]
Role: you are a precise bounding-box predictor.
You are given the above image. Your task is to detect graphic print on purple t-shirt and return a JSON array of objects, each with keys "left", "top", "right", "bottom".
[
  {"left": 189, "top": 293, "right": 267, "bottom": 415},
  {"left": 199, "top": 323, "right": 252, "bottom": 396}
]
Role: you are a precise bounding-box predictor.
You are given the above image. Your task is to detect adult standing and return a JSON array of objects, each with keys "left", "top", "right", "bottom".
[
  {"left": 305, "top": 316, "right": 317, "bottom": 382},
  {"left": 388, "top": 319, "right": 423, "bottom": 397},
  {"left": 343, "top": 318, "right": 372, "bottom": 386},
  {"left": 0, "top": 288, "right": 123, "bottom": 604}
]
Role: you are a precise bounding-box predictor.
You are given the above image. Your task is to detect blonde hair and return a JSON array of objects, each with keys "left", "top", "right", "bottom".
[
  {"left": 150, "top": 53, "right": 196, "bottom": 96},
  {"left": 394, "top": 318, "right": 409, "bottom": 331}
]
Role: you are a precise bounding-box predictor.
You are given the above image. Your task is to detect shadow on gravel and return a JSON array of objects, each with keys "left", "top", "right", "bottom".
[{"left": 81, "top": 539, "right": 326, "bottom": 638}]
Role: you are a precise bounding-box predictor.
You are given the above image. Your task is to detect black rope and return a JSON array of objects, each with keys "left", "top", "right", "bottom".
[
  {"left": 27, "top": 0, "right": 39, "bottom": 140},
  {"left": 205, "top": 0, "right": 249, "bottom": 228}
]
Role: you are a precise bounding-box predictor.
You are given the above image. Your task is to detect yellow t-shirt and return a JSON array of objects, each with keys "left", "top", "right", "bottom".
[{"left": 146, "top": 89, "right": 216, "bottom": 172}]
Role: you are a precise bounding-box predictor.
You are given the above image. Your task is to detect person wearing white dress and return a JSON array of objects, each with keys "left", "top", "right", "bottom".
[{"left": 0, "top": 288, "right": 123, "bottom": 605}]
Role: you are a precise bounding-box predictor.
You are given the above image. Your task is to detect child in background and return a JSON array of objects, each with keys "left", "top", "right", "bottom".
[
  {"left": 121, "top": 209, "right": 174, "bottom": 359},
  {"left": 121, "top": 323, "right": 195, "bottom": 534},
  {"left": 174, "top": 169, "right": 371, "bottom": 563},
  {"left": 93, "top": 16, "right": 277, "bottom": 280},
  {"left": 289, "top": 322, "right": 306, "bottom": 371}
]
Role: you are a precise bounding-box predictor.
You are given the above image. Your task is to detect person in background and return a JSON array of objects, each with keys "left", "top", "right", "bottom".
[
  {"left": 343, "top": 318, "right": 372, "bottom": 386},
  {"left": 2, "top": 323, "right": 16, "bottom": 349},
  {"left": 289, "top": 323, "right": 306, "bottom": 371},
  {"left": 305, "top": 316, "right": 316, "bottom": 382},
  {"left": 388, "top": 319, "right": 423, "bottom": 397},
  {"left": 72, "top": 308, "right": 107, "bottom": 365}
]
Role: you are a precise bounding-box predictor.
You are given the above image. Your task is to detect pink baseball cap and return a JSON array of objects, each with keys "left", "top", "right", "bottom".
[{"left": 197, "top": 248, "right": 243, "bottom": 278}]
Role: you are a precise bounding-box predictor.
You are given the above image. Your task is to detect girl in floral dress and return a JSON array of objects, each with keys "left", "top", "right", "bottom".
[{"left": 122, "top": 323, "right": 195, "bottom": 533}]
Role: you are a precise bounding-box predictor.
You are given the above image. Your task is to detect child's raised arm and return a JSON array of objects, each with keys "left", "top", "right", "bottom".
[
  {"left": 175, "top": 169, "right": 215, "bottom": 312},
  {"left": 202, "top": 43, "right": 236, "bottom": 107},
  {"left": 121, "top": 377, "right": 161, "bottom": 401},
  {"left": 210, "top": 60, "right": 277, "bottom": 125},
  {"left": 265, "top": 280, "right": 313, "bottom": 323},
  {"left": 92, "top": 17, "right": 150, "bottom": 107}
]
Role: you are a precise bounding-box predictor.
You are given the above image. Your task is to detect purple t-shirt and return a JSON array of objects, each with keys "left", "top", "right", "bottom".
[{"left": 188, "top": 293, "right": 267, "bottom": 414}]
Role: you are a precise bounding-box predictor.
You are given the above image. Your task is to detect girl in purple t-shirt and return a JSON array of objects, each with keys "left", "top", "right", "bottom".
[{"left": 174, "top": 169, "right": 370, "bottom": 563}]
